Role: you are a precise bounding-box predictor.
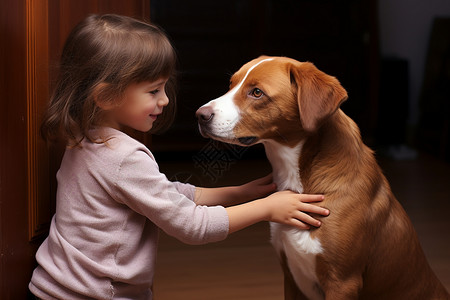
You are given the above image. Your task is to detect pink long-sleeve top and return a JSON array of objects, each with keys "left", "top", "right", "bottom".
[{"left": 29, "top": 127, "right": 229, "bottom": 299}]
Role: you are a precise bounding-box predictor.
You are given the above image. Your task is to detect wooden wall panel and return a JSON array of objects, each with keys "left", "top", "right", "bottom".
[
  {"left": 0, "top": 0, "right": 31, "bottom": 298},
  {"left": 27, "top": 0, "right": 52, "bottom": 241}
]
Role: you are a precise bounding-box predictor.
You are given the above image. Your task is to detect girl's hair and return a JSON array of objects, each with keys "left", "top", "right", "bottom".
[{"left": 41, "top": 14, "right": 177, "bottom": 146}]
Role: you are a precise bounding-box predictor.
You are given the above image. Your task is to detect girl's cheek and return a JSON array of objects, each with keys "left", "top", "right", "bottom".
[{"left": 143, "top": 102, "right": 157, "bottom": 115}]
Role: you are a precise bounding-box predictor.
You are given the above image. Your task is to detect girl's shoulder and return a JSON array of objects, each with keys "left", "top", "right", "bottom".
[{"left": 84, "top": 127, "right": 155, "bottom": 163}]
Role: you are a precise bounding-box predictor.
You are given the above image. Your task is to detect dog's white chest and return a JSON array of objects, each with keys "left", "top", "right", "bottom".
[
  {"left": 264, "top": 141, "right": 324, "bottom": 300},
  {"left": 270, "top": 224, "right": 324, "bottom": 300}
]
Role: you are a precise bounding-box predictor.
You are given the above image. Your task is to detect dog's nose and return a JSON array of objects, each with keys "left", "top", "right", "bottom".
[{"left": 196, "top": 106, "right": 214, "bottom": 124}]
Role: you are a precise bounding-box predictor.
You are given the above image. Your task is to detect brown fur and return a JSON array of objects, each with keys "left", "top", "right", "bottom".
[
  {"left": 222, "top": 56, "right": 449, "bottom": 299},
  {"left": 304, "top": 110, "right": 448, "bottom": 299}
]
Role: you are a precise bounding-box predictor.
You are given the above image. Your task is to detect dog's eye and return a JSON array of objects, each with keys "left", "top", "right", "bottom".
[{"left": 250, "top": 88, "right": 264, "bottom": 99}]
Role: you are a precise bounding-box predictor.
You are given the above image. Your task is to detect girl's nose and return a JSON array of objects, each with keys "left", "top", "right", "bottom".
[{"left": 159, "top": 92, "right": 169, "bottom": 107}]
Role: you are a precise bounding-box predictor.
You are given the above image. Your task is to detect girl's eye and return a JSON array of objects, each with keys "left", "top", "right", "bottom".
[
  {"left": 250, "top": 88, "right": 264, "bottom": 99},
  {"left": 149, "top": 89, "right": 159, "bottom": 95}
]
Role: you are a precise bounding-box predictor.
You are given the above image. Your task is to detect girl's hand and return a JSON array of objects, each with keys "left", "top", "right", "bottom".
[
  {"left": 226, "top": 190, "right": 328, "bottom": 234},
  {"left": 238, "top": 173, "right": 277, "bottom": 202},
  {"left": 261, "top": 190, "right": 328, "bottom": 229}
]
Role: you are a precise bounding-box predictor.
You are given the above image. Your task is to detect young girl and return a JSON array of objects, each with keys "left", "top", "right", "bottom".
[{"left": 29, "top": 14, "right": 329, "bottom": 300}]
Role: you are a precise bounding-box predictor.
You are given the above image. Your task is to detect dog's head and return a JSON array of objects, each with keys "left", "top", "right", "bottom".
[{"left": 196, "top": 56, "right": 348, "bottom": 146}]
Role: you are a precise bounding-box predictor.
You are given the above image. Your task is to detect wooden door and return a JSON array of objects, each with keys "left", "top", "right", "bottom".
[{"left": 0, "top": 1, "right": 150, "bottom": 298}]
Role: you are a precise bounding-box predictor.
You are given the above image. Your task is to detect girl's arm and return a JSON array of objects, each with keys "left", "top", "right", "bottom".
[
  {"left": 194, "top": 174, "right": 277, "bottom": 207},
  {"left": 225, "top": 191, "right": 328, "bottom": 234},
  {"left": 194, "top": 174, "right": 329, "bottom": 234}
]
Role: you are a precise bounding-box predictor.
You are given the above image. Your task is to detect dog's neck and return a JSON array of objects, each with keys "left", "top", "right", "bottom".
[
  {"left": 262, "top": 140, "right": 304, "bottom": 193},
  {"left": 262, "top": 110, "right": 369, "bottom": 195},
  {"left": 303, "top": 110, "right": 365, "bottom": 164},
  {"left": 299, "top": 110, "right": 376, "bottom": 194}
]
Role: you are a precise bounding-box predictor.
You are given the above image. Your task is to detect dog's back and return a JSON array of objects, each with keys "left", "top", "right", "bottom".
[{"left": 298, "top": 109, "right": 449, "bottom": 299}]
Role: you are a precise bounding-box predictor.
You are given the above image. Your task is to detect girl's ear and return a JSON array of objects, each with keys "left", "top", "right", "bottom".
[
  {"left": 290, "top": 62, "right": 348, "bottom": 132},
  {"left": 92, "top": 82, "right": 118, "bottom": 111}
]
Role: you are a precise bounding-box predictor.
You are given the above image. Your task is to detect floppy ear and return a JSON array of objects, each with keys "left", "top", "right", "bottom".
[{"left": 290, "top": 62, "right": 348, "bottom": 132}]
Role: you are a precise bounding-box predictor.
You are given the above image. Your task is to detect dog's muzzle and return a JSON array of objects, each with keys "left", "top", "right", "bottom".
[{"left": 196, "top": 106, "right": 258, "bottom": 146}]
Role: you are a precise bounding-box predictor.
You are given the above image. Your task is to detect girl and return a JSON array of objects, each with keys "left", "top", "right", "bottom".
[{"left": 29, "top": 14, "right": 329, "bottom": 300}]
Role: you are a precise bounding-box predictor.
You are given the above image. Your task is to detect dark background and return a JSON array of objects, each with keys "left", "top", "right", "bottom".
[{"left": 149, "top": 0, "right": 450, "bottom": 162}]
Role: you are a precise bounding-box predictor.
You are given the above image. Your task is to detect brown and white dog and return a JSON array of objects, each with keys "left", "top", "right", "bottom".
[{"left": 196, "top": 56, "right": 449, "bottom": 299}]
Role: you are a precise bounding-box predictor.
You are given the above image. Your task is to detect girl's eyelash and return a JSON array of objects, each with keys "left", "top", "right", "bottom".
[{"left": 149, "top": 89, "right": 159, "bottom": 95}]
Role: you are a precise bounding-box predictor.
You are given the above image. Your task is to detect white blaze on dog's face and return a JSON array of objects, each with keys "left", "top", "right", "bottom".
[
  {"left": 196, "top": 56, "right": 347, "bottom": 147},
  {"left": 195, "top": 58, "right": 265, "bottom": 142}
]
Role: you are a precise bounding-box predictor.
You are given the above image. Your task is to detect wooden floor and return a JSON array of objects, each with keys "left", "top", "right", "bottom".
[{"left": 153, "top": 150, "right": 450, "bottom": 299}]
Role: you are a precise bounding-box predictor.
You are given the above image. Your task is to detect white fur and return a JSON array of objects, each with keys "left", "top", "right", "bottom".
[
  {"left": 262, "top": 140, "right": 304, "bottom": 193},
  {"left": 264, "top": 140, "right": 325, "bottom": 300},
  {"left": 199, "top": 58, "right": 274, "bottom": 139}
]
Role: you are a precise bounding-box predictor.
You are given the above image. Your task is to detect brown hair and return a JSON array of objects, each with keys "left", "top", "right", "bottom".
[{"left": 41, "top": 14, "right": 177, "bottom": 146}]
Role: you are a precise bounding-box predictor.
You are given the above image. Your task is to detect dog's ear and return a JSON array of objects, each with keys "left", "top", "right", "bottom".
[{"left": 290, "top": 62, "right": 348, "bottom": 132}]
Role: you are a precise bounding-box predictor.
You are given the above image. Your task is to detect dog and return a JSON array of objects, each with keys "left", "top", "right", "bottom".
[{"left": 196, "top": 56, "right": 449, "bottom": 299}]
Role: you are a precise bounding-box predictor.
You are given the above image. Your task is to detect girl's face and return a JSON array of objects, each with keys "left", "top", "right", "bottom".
[{"left": 106, "top": 79, "right": 169, "bottom": 132}]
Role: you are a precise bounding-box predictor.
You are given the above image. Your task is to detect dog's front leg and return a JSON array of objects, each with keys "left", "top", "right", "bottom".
[
  {"left": 279, "top": 253, "right": 309, "bottom": 300},
  {"left": 322, "top": 276, "right": 363, "bottom": 300},
  {"left": 284, "top": 278, "right": 309, "bottom": 300}
]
